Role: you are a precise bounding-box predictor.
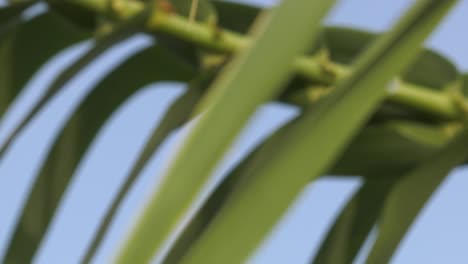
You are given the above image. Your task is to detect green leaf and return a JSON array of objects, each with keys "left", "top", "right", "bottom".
[
  {"left": 402, "top": 49, "right": 459, "bottom": 90},
  {"left": 286, "top": 26, "right": 461, "bottom": 122},
  {"left": 48, "top": 1, "right": 100, "bottom": 30},
  {"left": 116, "top": 1, "right": 336, "bottom": 263},
  {"left": 462, "top": 73, "right": 468, "bottom": 96},
  {"left": 311, "top": 177, "right": 397, "bottom": 264},
  {"left": 213, "top": 0, "right": 260, "bottom": 34},
  {"left": 316, "top": 119, "right": 457, "bottom": 263},
  {"left": 159, "top": 114, "right": 454, "bottom": 262},
  {"left": 81, "top": 70, "right": 212, "bottom": 263},
  {"left": 178, "top": 1, "right": 459, "bottom": 263},
  {"left": 284, "top": 26, "right": 461, "bottom": 121},
  {"left": 0, "top": 1, "right": 33, "bottom": 24},
  {"left": 323, "top": 26, "right": 460, "bottom": 91},
  {"left": 161, "top": 120, "right": 293, "bottom": 263},
  {"left": 330, "top": 120, "right": 451, "bottom": 177},
  {"left": 381, "top": 49, "right": 462, "bottom": 121},
  {"left": 160, "top": 114, "right": 451, "bottom": 261},
  {"left": 0, "top": 11, "right": 88, "bottom": 120},
  {"left": 0, "top": 10, "right": 149, "bottom": 160},
  {"left": 2, "top": 44, "right": 194, "bottom": 264},
  {"left": 159, "top": 120, "right": 454, "bottom": 263},
  {"left": 323, "top": 27, "right": 377, "bottom": 65},
  {"left": 365, "top": 125, "right": 468, "bottom": 263}
]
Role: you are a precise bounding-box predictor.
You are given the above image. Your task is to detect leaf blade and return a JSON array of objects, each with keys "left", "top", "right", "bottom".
[
  {"left": 2, "top": 45, "right": 194, "bottom": 264},
  {"left": 0, "top": 1, "right": 34, "bottom": 24},
  {"left": 161, "top": 119, "right": 294, "bottom": 263},
  {"left": 80, "top": 70, "right": 210, "bottom": 263},
  {"left": 365, "top": 126, "right": 468, "bottom": 263},
  {"left": 311, "top": 178, "right": 397, "bottom": 264},
  {"left": 116, "top": 1, "right": 337, "bottom": 263},
  {"left": 179, "top": 1, "right": 459, "bottom": 262},
  {"left": 0, "top": 11, "right": 89, "bottom": 120}
]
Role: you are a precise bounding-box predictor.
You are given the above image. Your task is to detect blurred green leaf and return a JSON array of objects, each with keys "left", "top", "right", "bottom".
[
  {"left": 0, "top": 1, "right": 33, "bottom": 24},
  {"left": 163, "top": 120, "right": 454, "bottom": 264},
  {"left": 330, "top": 120, "right": 451, "bottom": 177},
  {"left": 116, "top": 0, "right": 336, "bottom": 262},
  {"left": 323, "top": 27, "right": 377, "bottom": 65},
  {"left": 0, "top": 11, "right": 88, "bottom": 120},
  {"left": 365, "top": 125, "right": 468, "bottom": 263},
  {"left": 161, "top": 117, "right": 453, "bottom": 263},
  {"left": 213, "top": 0, "right": 259, "bottom": 34},
  {"left": 179, "top": 1, "right": 459, "bottom": 263},
  {"left": 284, "top": 26, "right": 460, "bottom": 123},
  {"left": 151, "top": 31, "right": 200, "bottom": 69},
  {"left": 382, "top": 49, "right": 462, "bottom": 121},
  {"left": 462, "top": 73, "right": 468, "bottom": 96},
  {"left": 402, "top": 49, "right": 460, "bottom": 90},
  {"left": 311, "top": 177, "right": 397, "bottom": 264},
  {"left": 162, "top": 120, "right": 292, "bottom": 263},
  {"left": 0, "top": 9, "right": 152, "bottom": 160},
  {"left": 81, "top": 70, "right": 213, "bottom": 263},
  {"left": 0, "top": 1, "right": 465, "bottom": 263},
  {"left": 324, "top": 27, "right": 459, "bottom": 91},
  {"left": 47, "top": 1, "right": 99, "bottom": 30},
  {"left": 2, "top": 44, "right": 194, "bottom": 264}
]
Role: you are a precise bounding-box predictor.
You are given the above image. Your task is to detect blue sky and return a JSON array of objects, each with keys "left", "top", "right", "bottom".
[{"left": 1, "top": 0, "right": 468, "bottom": 263}]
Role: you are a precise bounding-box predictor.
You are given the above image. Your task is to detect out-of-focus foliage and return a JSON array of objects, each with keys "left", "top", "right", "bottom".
[{"left": 0, "top": 0, "right": 466, "bottom": 263}]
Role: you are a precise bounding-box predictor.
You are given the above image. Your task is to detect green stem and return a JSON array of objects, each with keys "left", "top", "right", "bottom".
[
  {"left": 64, "top": 0, "right": 467, "bottom": 121},
  {"left": 150, "top": 10, "right": 249, "bottom": 52},
  {"left": 387, "top": 79, "right": 460, "bottom": 118}
]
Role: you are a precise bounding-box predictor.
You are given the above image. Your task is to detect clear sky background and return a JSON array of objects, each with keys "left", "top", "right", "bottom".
[{"left": 0, "top": 0, "right": 468, "bottom": 263}]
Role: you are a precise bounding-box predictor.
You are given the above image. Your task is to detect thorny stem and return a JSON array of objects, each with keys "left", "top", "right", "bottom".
[{"left": 66, "top": 0, "right": 467, "bottom": 120}]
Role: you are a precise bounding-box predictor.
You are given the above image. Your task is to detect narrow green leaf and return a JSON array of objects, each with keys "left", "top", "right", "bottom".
[
  {"left": 402, "top": 49, "right": 459, "bottom": 90},
  {"left": 213, "top": 0, "right": 260, "bottom": 34},
  {"left": 2, "top": 45, "right": 194, "bottom": 264},
  {"left": 162, "top": 117, "right": 452, "bottom": 263},
  {"left": 47, "top": 1, "right": 100, "bottom": 30},
  {"left": 323, "top": 27, "right": 377, "bottom": 65},
  {"left": 158, "top": 30, "right": 461, "bottom": 264},
  {"left": 0, "top": 11, "right": 147, "bottom": 160},
  {"left": 330, "top": 121, "right": 451, "bottom": 177},
  {"left": 159, "top": 119, "right": 453, "bottom": 263},
  {"left": 180, "top": 1, "right": 459, "bottom": 263},
  {"left": 0, "top": 11, "right": 88, "bottom": 120},
  {"left": 382, "top": 49, "right": 462, "bottom": 121},
  {"left": 116, "top": 1, "right": 337, "bottom": 263},
  {"left": 311, "top": 177, "right": 397, "bottom": 264},
  {"left": 80, "top": 71, "right": 212, "bottom": 263},
  {"left": 0, "top": 31, "right": 15, "bottom": 116},
  {"left": 0, "top": 1, "right": 33, "bottom": 24},
  {"left": 462, "top": 73, "right": 468, "bottom": 96},
  {"left": 285, "top": 26, "right": 461, "bottom": 122},
  {"left": 365, "top": 125, "right": 468, "bottom": 264},
  {"left": 323, "top": 26, "right": 459, "bottom": 91},
  {"left": 161, "top": 116, "right": 452, "bottom": 262},
  {"left": 162, "top": 120, "right": 293, "bottom": 263}
]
